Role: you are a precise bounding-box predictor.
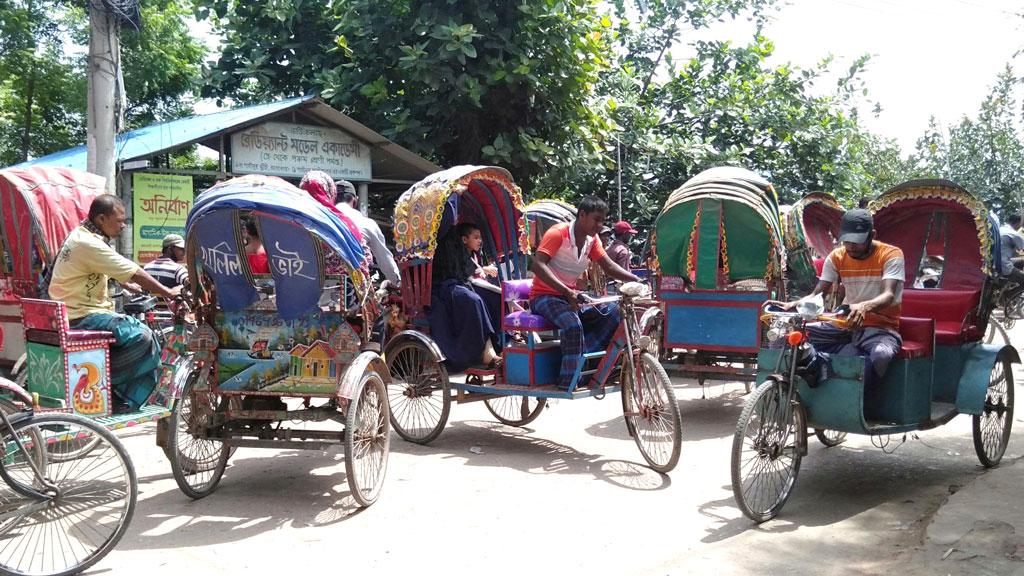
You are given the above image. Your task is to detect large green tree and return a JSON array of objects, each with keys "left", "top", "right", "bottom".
[
  {"left": 0, "top": 0, "right": 206, "bottom": 166},
  {"left": 199, "top": 0, "right": 617, "bottom": 184},
  {"left": 908, "top": 66, "right": 1024, "bottom": 213}
]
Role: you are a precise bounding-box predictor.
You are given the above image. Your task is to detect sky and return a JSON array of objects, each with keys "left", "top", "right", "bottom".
[{"left": 683, "top": 0, "right": 1024, "bottom": 153}]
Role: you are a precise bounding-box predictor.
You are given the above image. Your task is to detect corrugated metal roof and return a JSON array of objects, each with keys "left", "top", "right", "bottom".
[
  {"left": 15, "top": 96, "right": 440, "bottom": 182},
  {"left": 18, "top": 95, "right": 315, "bottom": 170}
]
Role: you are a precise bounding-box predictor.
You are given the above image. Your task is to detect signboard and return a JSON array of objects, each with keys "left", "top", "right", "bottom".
[
  {"left": 230, "top": 121, "right": 372, "bottom": 181},
  {"left": 132, "top": 173, "right": 193, "bottom": 263}
]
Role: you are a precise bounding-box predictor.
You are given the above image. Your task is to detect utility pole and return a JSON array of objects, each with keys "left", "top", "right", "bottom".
[
  {"left": 616, "top": 136, "right": 622, "bottom": 221},
  {"left": 86, "top": 0, "right": 120, "bottom": 196}
]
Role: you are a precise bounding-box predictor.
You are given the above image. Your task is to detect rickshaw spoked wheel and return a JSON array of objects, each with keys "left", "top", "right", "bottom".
[
  {"left": 484, "top": 395, "right": 546, "bottom": 427},
  {"left": 344, "top": 367, "right": 390, "bottom": 507},
  {"left": 731, "top": 378, "right": 806, "bottom": 523},
  {"left": 814, "top": 429, "right": 848, "bottom": 447},
  {"left": 973, "top": 355, "right": 1014, "bottom": 468},
  {"left": 984, "top": 318, "right": 1010, "bottom": 346},
  {"left": 621, "top": 352, "right": 682, "bottom": 473},
  {"left": 168, "top": 371, "right": 229, "bottom": 499},
  {"left": 384, "top": 339, "right": 450, "bottom": 444}
]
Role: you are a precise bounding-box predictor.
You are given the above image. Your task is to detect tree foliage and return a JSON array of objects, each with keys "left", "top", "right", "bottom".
[
  {"left": 0, "top": 0, "right": 205, "bottom": 165},
  {"left": 907, "top": 66, "right": 1024, "bottom": 214}
]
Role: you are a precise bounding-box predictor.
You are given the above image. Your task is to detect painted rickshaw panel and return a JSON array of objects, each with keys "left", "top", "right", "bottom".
[{"left": 185, "top": 174, "right": 371, "bottom": 399}]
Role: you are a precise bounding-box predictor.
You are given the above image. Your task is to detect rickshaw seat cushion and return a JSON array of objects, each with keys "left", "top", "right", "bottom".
[
  {"left": 899, "top": 289, "right": 981, "bottom": 345},
  {"left": 503, "top": 311, "right": 554, "bottom": 331},
  {"left": 896, "top": 316, "right": 934, "bottom": 359},
  {"left": 501, "top": 279, "right": 533, "bottom": 302}
]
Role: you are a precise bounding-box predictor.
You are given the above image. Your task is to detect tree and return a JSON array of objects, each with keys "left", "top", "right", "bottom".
[
  {"left": 907, "top": 66, "right": 1024, "bottom": 213},
  {"left": 0, "top": 0, "right": 206, "bottom": 165},
  {"left": 198, "top": 0, "right": 615, "bottom": 184}
]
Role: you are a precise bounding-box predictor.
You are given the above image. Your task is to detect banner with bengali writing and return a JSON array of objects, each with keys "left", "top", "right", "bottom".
[
  {"left": 132, "top": 173, "right": 193, "bottom": 263},
  {"left": 230, "top": 121, "right": 372, "bottom": 181}
]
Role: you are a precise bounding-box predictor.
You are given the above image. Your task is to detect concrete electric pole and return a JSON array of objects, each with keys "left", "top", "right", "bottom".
[{"left": 86, "top": 0, "right": 121, "bottom": 196}]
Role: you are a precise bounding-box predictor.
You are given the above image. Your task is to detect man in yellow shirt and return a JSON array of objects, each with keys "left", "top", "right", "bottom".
[{"left": 49, "top": 195, "right": 180, "bottom": 412}]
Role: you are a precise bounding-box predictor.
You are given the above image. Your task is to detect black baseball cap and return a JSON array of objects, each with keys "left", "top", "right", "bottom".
[{"left": 839, "top": 209, "right": 873, "bottom": 244}]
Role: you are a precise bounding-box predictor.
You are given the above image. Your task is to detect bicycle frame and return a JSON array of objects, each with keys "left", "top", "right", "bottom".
[{"left": 0, "top": 408, "right": 57, "bottom": 501}]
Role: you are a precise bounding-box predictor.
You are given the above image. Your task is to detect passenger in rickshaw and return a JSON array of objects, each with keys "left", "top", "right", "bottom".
[
  {"left": 780, "top": 208, "right": 904, "bottom": 389},
  {"left": 333, "top": 179, "right": 402, "bottom": 287},
  {"left": 530, "top": 196, "right": 641, "bottom": 387},
  {"left": 47, "top": 195, "right": 181, "bottom": 412},
  {"left": 242, "top": 219, "right": 270, "bottom": 273},
  {"left": 998, "top": 213, "right": 1024, "bottom": 302},
  {"left": 429, "top": 223, "right": 502, "bottom": 371}
]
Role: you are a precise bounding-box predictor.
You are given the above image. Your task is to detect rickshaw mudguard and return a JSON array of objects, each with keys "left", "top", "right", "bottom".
[
  {"left": 757, "top": 348, "right": 869, "bottom": 434},
  {"left": 638, "top": 306, "right": 662, "bottom": 336},
  {"left": 383, "top": 330, "right": 446, "bottom": 363},
  {"left": 337, "top": 351, "right": 391, "bottom": 400},
  {"left": 0, "top": 376, "right": 33, "bottom": 405},
  {"left": 954, "top": 343, "right": 1018, "bottom": 416}
]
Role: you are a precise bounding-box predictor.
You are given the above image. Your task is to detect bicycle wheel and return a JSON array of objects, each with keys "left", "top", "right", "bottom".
[
  {"left": 167, "top": 375, "right": 229, "bottom": 500},
  {"left": 344, "top": 367, "right": 390, "bottom": 507},
  {"left": 0, "top": 413, "right": 136, "bottom": 576},
  {"left": 384, "top": 340, "right": 450, "bottom": 444},
  {"left": 484, "top": 396, "right": 546, "bottom": 426},
  {"left": 973, "top": 355, "right": 1014, "bottom": 467},
  {"left": 984, "top": 318, "right": 1010, "bottom": 346},
  {"left": 814, "top": 428, "right": 847, "bottom": 447},
  {"left": 621, "top": 352, "right": 682, "bottom": 473},
  {"left": 731, "top": 379, "right": 806, "bottom": 523}
]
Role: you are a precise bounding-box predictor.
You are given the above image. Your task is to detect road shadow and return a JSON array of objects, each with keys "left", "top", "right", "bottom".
[
  {"left": 389, "top": 420, "right": 671, "bottom": 491},
  {"left": 583, "top": 388, "right": 746, "bottom": 443},
  {"left": 122, "top": 449, "right": 370, "bottom": 550},
  {"left": 698, "top": 434, "right": 984, "bottom": 544}
]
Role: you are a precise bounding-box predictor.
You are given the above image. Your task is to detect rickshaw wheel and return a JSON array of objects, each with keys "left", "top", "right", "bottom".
[
  {"left": 984, "top": 319, "right": 1010, "bottom": 346},
  {"left": 731, "top": 379, "right": 806, "bottom": 523},
  {"left": 973, "top": 356, "right": 1014, "bottom": 468},
  {"left": 814, "top": 429, "right": 847, "bottom": 447},
  {"left": 621, "top": 352, "right": 682, "bottom": 473},
  {"left": 484, "top": 396, "right": 546, "bottom": 427},
  {"left": 168, "top": 373, "right": 229, "bottom": 499},
  {"left": 344, "top": 367, "right": 390, "bottom": 507},
  {"left": 384, "top": 339, "right": 450, "bottom": 444}
]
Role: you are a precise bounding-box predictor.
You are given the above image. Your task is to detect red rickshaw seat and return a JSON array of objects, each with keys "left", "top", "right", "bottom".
[
  {"left": 896, "top": 316, "right": 934, "bottom": 359},
  {"left": 900, "top": 289, "right": 981, "bottom": 345}
]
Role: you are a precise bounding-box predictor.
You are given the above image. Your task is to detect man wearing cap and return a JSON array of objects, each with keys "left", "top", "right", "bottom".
[
  {"left": 48, "top": 195, "right": 180, "bottom": 413},
  {"left": 334, "top": 180, "right": 401, "bottom": 287},
  {"left": 143, "top": 233, "right": 188, "bottom": 290},
  {"left": 782, "top": 208, "right": 904, "bottom": 389},
  {"left": 608, "top": 221, "right": 637, "bottom": 271}
]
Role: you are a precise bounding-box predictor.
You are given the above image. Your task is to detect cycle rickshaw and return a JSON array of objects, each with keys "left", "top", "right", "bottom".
[
  {"left": 732, "top": 178, "right": 1017, "bottom": 522},
  {"left": 384, "top": 166, "right": 682, "bottom": 472},
  {"left": 524, "top": 198, "right": 575, "bottom": 249},
  {"left": 782, "top": 192, "right": 843, "bottom": 297},
  {"left": 163, "top": 174, "right": 390, "bottom": 506},
  {"left": 646, "top": 166, "right": 788, "bottom": 392}
]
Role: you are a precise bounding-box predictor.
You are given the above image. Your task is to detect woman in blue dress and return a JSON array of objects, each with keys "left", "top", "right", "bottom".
[{"left": 428, "top": 223, "right": 502, "bottom": 371}]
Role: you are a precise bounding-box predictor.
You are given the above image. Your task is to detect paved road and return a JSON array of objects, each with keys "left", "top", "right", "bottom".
[{"left": 99, "top": 360, "right": 1024, "bottom": 576}]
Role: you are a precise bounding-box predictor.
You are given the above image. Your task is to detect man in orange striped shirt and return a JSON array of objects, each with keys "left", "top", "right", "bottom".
[{"left": 783, "top": 209, "right": 904, "bottom": 388}]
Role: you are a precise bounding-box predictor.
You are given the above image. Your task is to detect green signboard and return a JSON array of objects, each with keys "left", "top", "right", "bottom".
[{"left": 132, "top": 173, "right": 193, "bottom": 263}]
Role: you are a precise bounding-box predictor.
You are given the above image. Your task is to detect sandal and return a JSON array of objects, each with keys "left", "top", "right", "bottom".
[{"left": 486, "top": 356, "right": 504, "bottom": 370}]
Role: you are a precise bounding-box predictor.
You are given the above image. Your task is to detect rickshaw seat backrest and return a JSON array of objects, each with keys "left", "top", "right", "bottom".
[
  {"left": 900, "top": 289, "right": 981, "bottom": 345},
  {"left": 897, "top": 316, "right": 934, "bottom": 359},
  {"left": 500, "top": 279, "right": 555, "bottom": 332},
  {"left": 502, "top": 279, "right": 532, "bottom": 301},
  {"left": 21, "top": 298, "right": 114, "bottom": 346}
]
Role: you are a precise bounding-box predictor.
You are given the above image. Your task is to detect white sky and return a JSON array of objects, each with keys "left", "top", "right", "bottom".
[{"left": 682, "top": 0, "right": 1024, "bottom": 153}]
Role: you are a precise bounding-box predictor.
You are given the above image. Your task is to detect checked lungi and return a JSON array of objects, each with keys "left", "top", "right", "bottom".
[
  {"left": 71, "top": 313, "right": 161, "bottom": 410},
  {"left": 805, "top": 322, "right": 901, "bottom": 391},
  {"left": 531, "top": 295, "right": 620, "bottom": 387}
]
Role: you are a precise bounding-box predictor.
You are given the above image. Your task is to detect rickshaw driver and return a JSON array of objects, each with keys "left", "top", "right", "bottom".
[
  {"left": 779, "top": 208, "right": 904, "bottom": 389},
  {"left": 530, "top": 196, "right": 641, "bottom": 387},
  {"left": 48, "top": 195, "right": 181, "bottom": 413}
]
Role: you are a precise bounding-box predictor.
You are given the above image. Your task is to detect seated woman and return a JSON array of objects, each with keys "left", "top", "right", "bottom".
[
  {"left": 428, "top": 224, "right": 501, "bottom": 372},
  {"left": 243, "top": 219, "right": 270, "bottom": 274}
]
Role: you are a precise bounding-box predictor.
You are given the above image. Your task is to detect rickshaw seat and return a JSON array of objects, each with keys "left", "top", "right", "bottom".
[
  {"left": 501, "top": 280, "right": 555, "bottom": 332},
  {"left": 21, "top": 299, "right": 115, "bottom": 347},
  {"left": 896, "top": 316, "right": 934, "bottom": 359},
  {"left": 900, "top": 289, "right": 981, "bottom": 345}
]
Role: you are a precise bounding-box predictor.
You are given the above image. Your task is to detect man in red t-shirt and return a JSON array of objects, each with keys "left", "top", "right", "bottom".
[{"left": 531, "top": 197, "right": 640, "bottom": 387}]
